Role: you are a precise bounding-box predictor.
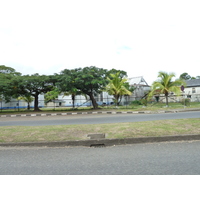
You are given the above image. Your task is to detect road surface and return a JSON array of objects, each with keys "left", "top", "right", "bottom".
[
  {"left": 0, "top": 111, "right": 200, "bottom": 126},
  {"left": 0, "top": 140, "right": 200, "bottom": 175}
]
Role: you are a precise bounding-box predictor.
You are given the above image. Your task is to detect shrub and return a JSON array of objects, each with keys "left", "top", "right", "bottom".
[
  {"left": 181, "top": 98, "right": 190, "bottom": 106},
  {"left": 140, "top": 99, "right": 148, "bottom": 106},
  {"left": 131, "top": 100, "right": 142, "bottom": 105}
]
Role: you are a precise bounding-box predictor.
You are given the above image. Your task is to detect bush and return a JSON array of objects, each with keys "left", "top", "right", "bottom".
[
  {"left": 181, "top": 98, "right": 190, "bottom": 106},
  {"left": 131, "top": 100, "right": 142, "bottom": 105},
  {"left": 140, "top": 99, "right": 148, "bottom": 106}
]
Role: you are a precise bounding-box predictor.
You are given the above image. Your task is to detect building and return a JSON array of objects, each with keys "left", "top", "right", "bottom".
[
  {"left": 184, "top": 79, "right": 200, "bottom": 102},
  {"left": 128, "top": 76, "right": 151, "bottom": 101}
]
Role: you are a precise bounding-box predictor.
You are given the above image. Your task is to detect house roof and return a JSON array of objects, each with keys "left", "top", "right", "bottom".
[
  {"left": 185, "top": 79, "right": 200, "bottom": 87},
  {"left": 128, "top": 76, "right": 149, "bottom": 86}
]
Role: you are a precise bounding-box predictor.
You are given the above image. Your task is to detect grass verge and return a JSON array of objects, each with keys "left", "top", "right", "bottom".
[
  {"left": 0, "top": 118, "right": 200, "bottom": 143},
  {"left": 0, "top": 102, "right": 200, "bottom": 115}
]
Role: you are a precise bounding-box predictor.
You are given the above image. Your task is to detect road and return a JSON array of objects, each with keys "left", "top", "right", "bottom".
[
  {"left": 0, "top": 140, "right": 200, "bottom": 175},
  {"left": 0, "top": 111, "right": 200, "bottom": 126}
]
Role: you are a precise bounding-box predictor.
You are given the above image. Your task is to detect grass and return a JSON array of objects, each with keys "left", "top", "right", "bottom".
[
  {"left": 0, "top": 118, "right": 200, "bottom": 143},
  {"left": 0, "top": 102, "right": 200, "bottom": 115}
]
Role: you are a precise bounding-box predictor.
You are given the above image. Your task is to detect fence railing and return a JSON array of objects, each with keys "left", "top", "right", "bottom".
[{"left": 1, "top": 94, "right": 200, "bottom": 111}]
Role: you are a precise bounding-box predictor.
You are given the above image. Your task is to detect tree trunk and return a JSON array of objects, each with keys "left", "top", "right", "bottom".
[
  {"left": 89, "top": 93, "right": 98, "bottom": 109},
  {"left": 113, "top": 94, "right": 119, "bottom": 106},
  {"left": 34, "top": 94, "right": 41, "bottom": 111},
  {"left": 72, "top": 94, "right": 75, "bottom": 109},
  {"left": 165, "top": 93, "right": 169, "bottom": 107},
  {"left": 27, "top": 103, "right": 30, "bottom": 110}
]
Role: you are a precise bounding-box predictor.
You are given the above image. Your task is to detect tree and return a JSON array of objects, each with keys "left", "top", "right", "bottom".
[
  {"left": 0, "top": 65, "right": 21, "bottom": 75},
  {"left": 0, "top": 65, "right": 21, "bottom": 102},
  {"left": 60, "top": 66, "right": 108, "bottom": 109},
  {"left": 12, "top": 74, "right": 54, "bottom": 111},
  {"left": 107, "top": 69, "right": 128, "bottom": 79},
  {"left": 149, "top": 71, "right": 185, "bottom": 106},
  {"left": 58, "top": 69, "right": 81, "bottom": 109},
  {"left": 179, "top": 72, "right": 195, "bottom": 80},
  {"left": 44, "top": 88, "right": 60, "bottom": 105},
  {"left": 18, "top": 95, "right": 34, "bottom": 110},
  {"left": 106, "top": 71, "right": 132, "bottom": 106}
]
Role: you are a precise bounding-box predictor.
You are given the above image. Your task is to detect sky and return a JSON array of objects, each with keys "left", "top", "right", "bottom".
[{"left": 1, "top": 0, "right": 200, "bottom": 85}]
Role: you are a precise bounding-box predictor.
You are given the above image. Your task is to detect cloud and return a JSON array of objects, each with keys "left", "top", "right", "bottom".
[{"left": 1, "top": 0, "right": 200, "bottom": 84}]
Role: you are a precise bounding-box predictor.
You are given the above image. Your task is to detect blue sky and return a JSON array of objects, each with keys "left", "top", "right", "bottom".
[{"left": 1, "top": 0, "right": 200, "bottom": 84}]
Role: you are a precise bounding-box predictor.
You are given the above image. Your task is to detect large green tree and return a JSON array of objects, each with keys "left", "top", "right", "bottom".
[
  {"left": 179, "top": 72, "right": 195, "bottom": 80},
  {"left": 58, "top": 69, "right": 82, "bottom": 109},
  {"left": 60, "top": 66, "right": 109, "bottom": 109},
  {"left": 12, "top": 74, "right": 54, "bottom": 111},
  {"left": 106, "top": 71, "right": 132, "bottom": 105},
  {"left": 0, "top": 65, "right": 21, "bottom": 101},
  {"left": 149, "top": 71, "right": 185, "bottom": 106}
]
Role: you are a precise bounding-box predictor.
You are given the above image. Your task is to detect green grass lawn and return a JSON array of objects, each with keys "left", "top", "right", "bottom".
[
  {"left": 1, "top": 102, "right": 200, "bottom": 115},
  {"left": 0, "top": 118, "right": 200, "bottom": 143}
]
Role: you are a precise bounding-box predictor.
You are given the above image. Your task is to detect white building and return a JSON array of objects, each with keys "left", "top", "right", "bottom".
[
  {"left": 184, "top": 79, "right": 200, "bottom": 102},
  {"left": 128, "top": 76, "right": 150, "bottom": 100}
]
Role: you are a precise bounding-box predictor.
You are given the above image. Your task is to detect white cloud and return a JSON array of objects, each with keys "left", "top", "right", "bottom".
[{"left": 1, "top": 0, "right": 200, "bottom": 84}]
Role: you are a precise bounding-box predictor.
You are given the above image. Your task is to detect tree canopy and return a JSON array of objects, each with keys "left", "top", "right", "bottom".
[
  {"left": 179, "top": 72, "right": 196, "bottom": 80},
  {"left": 106, "top": 71, "right": 132, "bottom": 105},
  {"left": 149, "top": 71, "right": 185, "bottom": 106},
  {"left": 59, "top": 66, "right": 109, "bottom": 109},
  {"left": 11, "top": 74, "right": 54, "bottom": 111},
  {"left": 0, "top": 65, "right": 21, "bottom": 102}
]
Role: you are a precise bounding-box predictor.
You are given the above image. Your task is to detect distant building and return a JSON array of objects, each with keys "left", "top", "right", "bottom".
[
  {"left": 0, "top": 95, "right": 44, "bottom": 110},
  {"left": 184, "top": 79, "right": 200, "bottom": 102},
  {"left": 128, "top": 76, "right": 151, "bottom": 100}
]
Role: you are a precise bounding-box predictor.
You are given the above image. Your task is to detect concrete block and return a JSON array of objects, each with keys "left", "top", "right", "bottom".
[{"left": 87, "top": 134, "right": 105, "bottom": 139}]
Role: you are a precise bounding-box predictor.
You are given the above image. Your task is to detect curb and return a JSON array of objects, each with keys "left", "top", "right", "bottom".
[
  {"left": 1, "top": 108, "right": 200, "bottom": 118},
  {"left": 1, "top": 134, "right": 200, "bottom": 148}
]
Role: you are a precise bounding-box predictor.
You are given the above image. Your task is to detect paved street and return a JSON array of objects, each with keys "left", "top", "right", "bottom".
[
  {"left": 0, "top": 111, "right": 200, "bottom": 126},
  {"left": 1, "top": 140, "right": 200, "bottom": 175}
]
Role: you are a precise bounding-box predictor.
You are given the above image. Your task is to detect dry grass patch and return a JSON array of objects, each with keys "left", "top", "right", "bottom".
[{"left": 0, "top": 118, "right": 200, "bottom": 143}]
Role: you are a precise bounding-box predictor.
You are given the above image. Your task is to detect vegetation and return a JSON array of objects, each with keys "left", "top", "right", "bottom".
[
  {"left": 179, "top": 72, "right": 196, "bottom": 80},
  {"left": 59, "top": 67, "right": 109, "bottom": 109},
  {"left": 11, "top": 74, "right": 54, "bottom": 111},
  {"left": 1, "top": 65, "right": 200, "bottom": 111},
  {"left": 106, "top": 71, "right": 133, "bottom": 106},
  {"left": 0, "top": 118, "right": 199, "bottom": 143},
  {"left": 18, "top": 95, "right": 34, "bottom": 110},
  {"left": 149, "top": 71, "right": 186, "bottom": 106},
  {"left": 0, "top": 65, "right": 21, "bottom": 102}
]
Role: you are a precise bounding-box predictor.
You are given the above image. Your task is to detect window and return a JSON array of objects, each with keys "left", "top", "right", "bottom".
[{"left": 192, "top": 88, "right": 196, "bottom": 93}]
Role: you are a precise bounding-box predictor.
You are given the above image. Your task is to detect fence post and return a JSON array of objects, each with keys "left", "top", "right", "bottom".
[{"left": 126, "top": 95, "right": 128, "bottom": 109}]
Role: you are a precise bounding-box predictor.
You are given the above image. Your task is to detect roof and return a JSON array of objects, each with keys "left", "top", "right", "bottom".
[
  {"left": 185, "top": 79, "right": 200, "bottom": 87},
  {"left": 128, "top": 76, "right": 149, "bottom": 86}
]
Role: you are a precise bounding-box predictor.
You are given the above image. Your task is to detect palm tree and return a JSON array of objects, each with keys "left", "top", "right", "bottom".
[
  {"left": 106, "top": 72, "right": 132, "bottom": 106},
  {"left": 149, "top": 71, "right": 185, "bottom": 106},
  {"left": 18, "top": 95, "right": 34, "bottom": 110}
]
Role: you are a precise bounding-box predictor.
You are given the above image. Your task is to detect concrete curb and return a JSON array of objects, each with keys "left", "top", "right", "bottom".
[
  {"left": 1, "top": 134, "right": 200, "bottom": 148},
  {"left": 1, "top": 108, "right": 200, "bottom": 118}
]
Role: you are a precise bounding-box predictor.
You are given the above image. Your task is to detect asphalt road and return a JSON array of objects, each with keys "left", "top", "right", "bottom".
[
  {"left": 1, "top": 140, "right": 200, "bottom": 175},
  {"left": 0, "top": 111, "right": 200, "bottom": 126}
]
